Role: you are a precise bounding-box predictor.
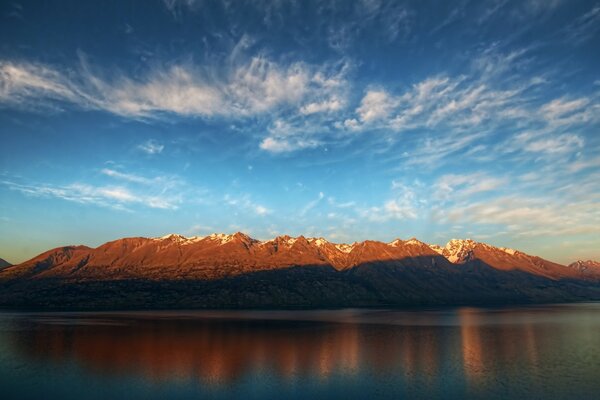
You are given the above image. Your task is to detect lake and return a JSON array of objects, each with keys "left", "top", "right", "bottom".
[{"left": 0, "top": 303, "right": 599, "bottom": 399}]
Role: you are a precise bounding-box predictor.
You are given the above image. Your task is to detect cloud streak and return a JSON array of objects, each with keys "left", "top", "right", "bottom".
[
  {"left": 3, "top": 180, "right": 180, "bottom": 210},
  {"left": 0, "top": 55, "right": 350, "bottom": 121}
]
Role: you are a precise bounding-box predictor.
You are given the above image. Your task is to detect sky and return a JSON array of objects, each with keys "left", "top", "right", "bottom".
[{"left": 0, "top": 0, "right": 599, "bottom": 265}]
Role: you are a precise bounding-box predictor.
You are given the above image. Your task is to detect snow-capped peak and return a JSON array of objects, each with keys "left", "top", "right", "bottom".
[
  {"left": 208, "top": 233, "right": 234, "bottom": 244},
  {"left": 499, "top": 247, "right": 518, "bottom": 255},
  {"left": 154, "top": 233, "right": 190, "bottom": 242},
  {"left": 445, "top": 238, "right": 477, "bottom": 249},
  {"left": 443, "top": 239, "right": 477, "bottom": 263},
  {"left": 335, "top": 243, "right": 355, "bottom": 253},
  {"left": 308, "top": 237, "right": 330, "bottom": 247},
  {"left": 388, "top": 238, "right": 426, "bottom": 247},
  {"left": 153, "top": 234, "right": 206, "bottom": 245}
]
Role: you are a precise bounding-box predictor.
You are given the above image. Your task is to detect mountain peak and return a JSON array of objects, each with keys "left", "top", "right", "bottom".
[
  {"left": 3, "top": 232, "right": 598, "bottom": 288},
  {"left": 443, "top": 238, "right": 477, "bottom": 263},
  {"left": 307, "top": 237, "right": 330, "bottom": 247},
  {"left": 568, "top": 260, "right": 600, "bottom": 273}
]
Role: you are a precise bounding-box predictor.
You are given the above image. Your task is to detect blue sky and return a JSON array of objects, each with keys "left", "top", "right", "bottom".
[{"left": 1, "top": 0, "right": 599, "bottom": 264}]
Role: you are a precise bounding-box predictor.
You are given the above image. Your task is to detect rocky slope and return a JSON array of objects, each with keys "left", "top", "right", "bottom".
[
  {"left": 567, "top": 260, "right": 600, "bottom": 275},
  {"left": 0, "top": 233, "right": 598, "bottom": 309}
]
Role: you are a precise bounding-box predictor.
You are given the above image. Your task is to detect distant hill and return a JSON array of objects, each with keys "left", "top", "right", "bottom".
[
  {"left": 0, "top": 258, "right": 11, "bottom": 269},
  {"left": 0, "top": 233, "right": 598, "bottom": 310}
]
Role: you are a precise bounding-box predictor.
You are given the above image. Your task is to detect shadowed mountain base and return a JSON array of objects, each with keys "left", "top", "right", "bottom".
[{"left": 1, "top": 257, "right": 599, "bottom": 310}]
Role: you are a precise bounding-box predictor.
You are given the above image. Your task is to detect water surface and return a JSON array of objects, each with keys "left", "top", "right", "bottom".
[{"left": 1, "top": 303, "right": 599, "bottom": 399}]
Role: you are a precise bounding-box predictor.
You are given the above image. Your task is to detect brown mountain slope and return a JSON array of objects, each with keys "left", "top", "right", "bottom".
[
  {"left": 0, "top": 234, "right": 589, "bottom": 282},
  {"left": 0, "top": 233, "right": 598, "bottom": 310}
]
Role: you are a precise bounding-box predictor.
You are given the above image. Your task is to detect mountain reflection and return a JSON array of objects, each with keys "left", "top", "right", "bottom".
[{"left": 2, "top": 307, "right": 595, "bottom": 393}]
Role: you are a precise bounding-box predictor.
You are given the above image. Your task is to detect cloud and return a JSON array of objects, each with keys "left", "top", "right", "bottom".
[
  {"left": 523, "top": 133, "right": 584, "bottom": 154},
  {"left": 441, "top": 195, "right": 600, "bottom": 238},
  {"left": 568, "top": 155, "right": 600, "bottom": 173},
  {"left": 0, "top": 55, "right": 349, "bottom": 120},
  {"left": 339, "top": 63, "right": 532, "bottom": 136},
  {"left": 300, "top": 192, "right": 325, "bottom": 216},
  {"left": 356, "top": 89, "right": 396, "bottom": 123},
  {"left": 259, "top": 136, "right": 320, "bottom": 153},
  {"left": 539, "top": 96, "right": 599, "bottom": 128},
  {"left": 0, "top": 62, "right": 82, "bottom": 110},
  {"left": 405, "top": 131, "right": 485, "bottom": 167},
  {"left": 137, "top": 139, "right": 164, "bottom": 155},
  {"left": 300, "top": 97, "right": 343, "bottom": 115},
  {"left": 99, "top": 168, "right": 181, "bottom": 189},
  {"left": 0, "top": 55, "right": 353, "bottom": 154},
  {"left": 434, "top": 173, "right": 508, "bottom": 201},
  {"left": 258, "top": 117, "right": 326, "bottom": 153},
  {"left": 1, "top": 166, "right": 195, "bottom": 211},
  {"left": 254, "top": 205, "right": 270, "bottom": 216},
  {"left": 162, "top": 0, "right": 199, "bottom": 20},
  {"left": 562, "top": 4, "right": 600, "bottom": 45},
  {"left": 360, "top": 183, "right": 419, "bottom": 222},
  {"left": 2, "top": 180, "right": 180, "bottom": 210},
  {"left": 224, "top": 194, "right": 271, "bottom": 216}
]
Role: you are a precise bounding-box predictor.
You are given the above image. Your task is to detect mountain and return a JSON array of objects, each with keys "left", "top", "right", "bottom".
[
  {"left": 0, "top": 233, "right": 598, "bottom": 310},
  {"left": 0, "top": 258, "right": 11, "bottom": 269},
  {"left": 568, "top": 260, "right": 600, "bottom": 275}
]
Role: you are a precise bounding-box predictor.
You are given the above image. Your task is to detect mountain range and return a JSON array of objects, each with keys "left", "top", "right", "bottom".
[{"left": 1, "top": 233, "right": 599, "bottom": 310}]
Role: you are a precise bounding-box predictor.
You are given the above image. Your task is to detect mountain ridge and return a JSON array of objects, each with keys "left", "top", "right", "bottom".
[
  {"left": 1, "top": 233, "right": 598, "bottom": 310},
  {"left": 2, "top": 233, "right": 598, "bottom": 281}
]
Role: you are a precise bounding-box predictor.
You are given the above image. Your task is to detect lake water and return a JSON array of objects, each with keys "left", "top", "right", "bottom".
[{"left": 0, "top": 303, "right": 599, "bottom": 399}]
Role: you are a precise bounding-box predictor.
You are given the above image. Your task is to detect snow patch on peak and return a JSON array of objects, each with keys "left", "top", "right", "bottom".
[
  {"left": 388, "top": 239, "right": 403, "bottom": 247},
  {"left": 308, "top": 237, "right": 329, "bottom": 247},
  {"left": 429, "top": 244, "right": 444, "bottom": 255},
  {"left": 389, "top": 238, "right": 429, "bottom": 248},
  {"left": 270, "top": 235, "right": 299, "bottom": 246},
  {"left": 208, "top": 233, "right": 234, "bottom": 244},
  {"left": 445, "top": 238, "right": 477, "bottom": 249},
  {"left": 443, "top": 238, "right": 477, "bottom": 264},
  {"left": 499, "top": 247, "right": 517, "bottom": 255},
  {"left": 159, "top": 233, "right": 184, "bottom": 240},
  {"left": 335, "top": 243, "right": 354, "bottom": 253},
  {"left": 153, "top": 234, "right": 206, "bottom": 245},
  {"left": 155, "top": 234, "right": 189, "bottom": 242}
]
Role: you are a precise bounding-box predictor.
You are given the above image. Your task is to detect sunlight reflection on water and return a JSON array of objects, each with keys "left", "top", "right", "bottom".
[{"left": 0, "top": 303, "right": 599, "bottom": 399}]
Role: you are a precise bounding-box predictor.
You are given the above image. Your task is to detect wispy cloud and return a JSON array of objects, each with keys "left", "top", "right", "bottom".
[
  {"left": 562, "top": 4, "right": 600, "bottom": 45},
  {"left": 2, "top": 180, "right": 180, "bottom": 210},
  {"left": 259, "top": 117, "right": 323, "bottom": 153},
  {"left": 441, "top": 195, "right": 600, "bottom": 238},
  {"left": 359, "top": 183, "right": 419, "bottom": 222},
  {"left": 1, "top": 166, "right": 194, "bottom": 211},
  {"left": 434, "top": 173, "right": 508, "bottom": 201},
  {"left": 224, "top": 194, "right": 271, "bottom": 216},
  {"left": 0, "top": 55, "right": 350, "bottom": 120},
  {"left": 300, "top": 191, "right": 325, "bottom": 216},
  {"left": 137, "top": 140, "right": 164, "bottom": 155}
]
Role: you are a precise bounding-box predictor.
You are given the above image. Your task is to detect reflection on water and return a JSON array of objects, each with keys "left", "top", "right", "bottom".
[{"left": 1, "top": 304, "right": 599, "bottom": 399}]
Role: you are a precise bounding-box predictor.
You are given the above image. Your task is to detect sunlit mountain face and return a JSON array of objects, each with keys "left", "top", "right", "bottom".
[
  {"left": 0, "top": 0, "right": 599, "bottom": 267},
  {"left": 1, "top": 233, "right": 599, "bottom": 309}
]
